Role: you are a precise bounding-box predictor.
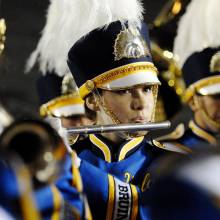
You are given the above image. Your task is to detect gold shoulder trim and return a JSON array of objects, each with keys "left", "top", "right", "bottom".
[
  {"left": 152, "top": 139, "right": 165, "bottom": 149},
  {"left": 152, "top": 139, "right": 192, "bottom": 154},
  {"left": 189, "top": 120, "right": 217, "bottom": 145},
  {"left": 164, "top": 142, "right": 193, "bottom": 154},
  {"left": 156, "top": 123, "right": 185, "bottom": 141}
]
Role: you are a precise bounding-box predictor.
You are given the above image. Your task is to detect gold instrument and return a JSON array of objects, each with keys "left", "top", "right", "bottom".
[
  {"left": 151, "top": 41, "right": 185, "bottom": 98},
  {"left": 150, "top": 0, "right": 188, "bottom": 121},
  {"left": 153, "top": 0, "right": 183, "bottom": 27},
  {"left": 0, "top": 119, "right": 66, "bottom": 185}
]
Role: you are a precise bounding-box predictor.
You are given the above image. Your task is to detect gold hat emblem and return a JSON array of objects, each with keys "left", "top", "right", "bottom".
[
  {"left": 210, "top": 51, "right": 220, "bottom": 73},
  {"left": 114, "top": 26, "right": 151, "bottom": 61}
]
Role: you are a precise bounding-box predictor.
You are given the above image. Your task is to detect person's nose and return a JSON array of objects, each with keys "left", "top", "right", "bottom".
[{"left": 131, "top": 90, "right": 147, "bottom": 110}]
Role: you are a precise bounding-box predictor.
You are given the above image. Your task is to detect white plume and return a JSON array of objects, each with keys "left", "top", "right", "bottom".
[
  {"left": 25, "top": 0, "right": 144, "bottom": 76},
  {"left": 173, "top": 0, "right": 220, "bottom": 68}
]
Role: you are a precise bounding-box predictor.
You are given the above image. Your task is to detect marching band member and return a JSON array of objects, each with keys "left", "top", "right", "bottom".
[
  {"left": 0, "top": 119, "right": 84, "bottom": 219},
  {"left": 161, "top": 0, "right": 220, "bottom": 150},
  {"left": 60, "top": 0, "right": 190, "bottom": 218}
]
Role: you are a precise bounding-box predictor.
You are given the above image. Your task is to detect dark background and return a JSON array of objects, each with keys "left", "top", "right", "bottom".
[{"left": 0, "top": 0, "right": 187, "bottom": 120}]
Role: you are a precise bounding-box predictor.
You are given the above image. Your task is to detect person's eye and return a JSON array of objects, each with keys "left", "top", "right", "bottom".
[
  {"left": 116, "top": 89, "right": 130, "bottom": 95},
  {"left": 143, "top": 86, "right": 152, "bottom": 93}
]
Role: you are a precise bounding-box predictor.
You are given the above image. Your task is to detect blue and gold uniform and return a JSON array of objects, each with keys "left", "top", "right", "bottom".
[
  {"left": 0, "top": 159, "right": 41, "bottom": 220},
  {"left": 56, "top": 153, "right": 92, "bottom": 220},
  {"left": 163, "top": 120, "right": 220, "bottom": 151},
  {"left": 169, "top": 0, "right": 220, "bottom": 151},
  {"left": 70, "top": 134, "right": 188, "bottom": 219},
  {"left": 63, "top": 3, "right": 190, "bottom": 217},
  {"left": 0, "top": 119, "right": 88, "bottom": 220},
  {"left": 0, "top": 157, "right": 85, "bottom": 220},
  {"left": 161, "top": 47, "right": 220, "bottom": 151}
]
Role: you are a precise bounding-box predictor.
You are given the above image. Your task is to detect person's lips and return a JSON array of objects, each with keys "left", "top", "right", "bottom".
[{"left": 131, "top": 117, "right": 148, "bottom": 123}]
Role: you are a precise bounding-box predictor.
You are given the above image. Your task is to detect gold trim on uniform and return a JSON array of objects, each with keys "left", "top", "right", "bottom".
[
  {"left": 53, "top": 143, "right": 66, "bottom": 160},
  {"left": 71, "top": 153, "right": 83, "bottom": 192},
  {"left": 165, "top": 142, "right": 193, "bottom": 154},
  {"left": 118, "top": 136, "right": 144, "bottom": 161},
  {"left": 153, "top": 139, "right": 192, "bottom": 154},
  {"left": 40, "top": 93, "right": 84, "bottom": 117},
  {"left": 130, "top": 184, "right": 138, "bottom": 220},
  {"left": 89, "top": 134, "right": 112, "bottom": 162},
  {"left": 156, "top": 123, "right": 185, "bottom": 141},
  {"left": 84, "top": 196, "right": 93, "bottom": 220},
  {"left": 16, "top": 166, "right": 41, "bottom": 220},
  {"left": 189, "top": 120, "right": 217, "bottom": 145},
  {"left": 79, "top": 62, "right": 158, "bottom": 99},
  {"left": 106, "top": 175, "right": 115, "bottom": 220},
  {"left": 124, "top": 172, "right": 134, "bottom": 183},
  {"left": 152, "top": 139, "right": 165, "bottom": 149},
  {"left": 141, "top": 172, "right": 151, "bottom": 192},
  {"left": 51, "top": 185, "right": 62, "bottom": 220},
  {"left": 184, "top": 76, "right": 220, "bottom": 102}
]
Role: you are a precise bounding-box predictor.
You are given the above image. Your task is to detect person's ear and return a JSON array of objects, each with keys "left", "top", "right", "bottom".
[{"left": 85, "top": 95, "right": 99, "bottom": 111}]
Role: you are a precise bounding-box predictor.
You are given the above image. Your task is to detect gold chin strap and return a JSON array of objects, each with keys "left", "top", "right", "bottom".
[
  {"left": 93, "top": 85, "right": 159, "bottom": 139},
  {"left": 92, "top": 89, "right": 121, "bottom": 124},
  {"left": 151, "top": 85, "right": 159, "bottom": 122}
]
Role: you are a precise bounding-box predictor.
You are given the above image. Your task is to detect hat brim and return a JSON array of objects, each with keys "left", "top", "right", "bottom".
[
  {"left": 40, "top": 94, "right": 85, "bottom": 117},
  {"left": 184, "top": 76, "right": 220, "bottom": 102},
  {"left": 79, "top": 62, "right": 160, "bottom": 99}
]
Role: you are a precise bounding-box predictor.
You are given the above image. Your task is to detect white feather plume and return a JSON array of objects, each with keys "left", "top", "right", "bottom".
[
  {"left": 173, "top": 0, "right": 220, "bottom": 68},
  {"left": 25, "top": 0, "right": 144, "bottom": 76}
]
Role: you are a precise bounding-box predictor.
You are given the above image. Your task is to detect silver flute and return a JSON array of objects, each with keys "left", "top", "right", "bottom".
[{"left": 67, "top": 121, "right": 171, "bottom": 135}]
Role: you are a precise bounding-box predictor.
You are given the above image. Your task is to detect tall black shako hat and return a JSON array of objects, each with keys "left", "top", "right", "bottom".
[
  {"left": 36, "top": 73, "right": 84, "bottom": 117},
  {"left": 183, "top": 47, "right": 220, "bottom": 102},
  {"left": 67, "top": 21, "right": 160, "bottom": 99},
  {"left": 173, "top": 0, "right": 220, "bottom": 103}
]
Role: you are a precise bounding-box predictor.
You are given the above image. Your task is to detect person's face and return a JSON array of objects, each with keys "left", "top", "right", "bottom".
[
  {"left": 201, "top": 95, "right": 220, "bottom": 123},
  {"left": 61, "top": 115, "right": 92, "bottom": 128},
  {"left": 100, "top": 85, "right": 155, "bottom": 124}
]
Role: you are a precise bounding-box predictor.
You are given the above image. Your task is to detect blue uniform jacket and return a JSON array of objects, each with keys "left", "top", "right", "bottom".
[
  {"left": 0, "top": 158, "right": 87, "bottom": 220},
  {"left": 162, "top": 120, "right": 219, "bottom": 151},
  {"left": 65, "top": 134, "right": 189, "bottom": 220}
]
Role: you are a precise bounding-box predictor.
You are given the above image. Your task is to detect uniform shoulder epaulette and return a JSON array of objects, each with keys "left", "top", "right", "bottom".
[
  {"left": 150, "top": 139, "right": 192, "bottom": 154},
  {"left": 156, "top": 123, "right": 185, "bottom": 141},
  {"left": 151, "top": 139, "right": 165, "bottom": 149}
]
